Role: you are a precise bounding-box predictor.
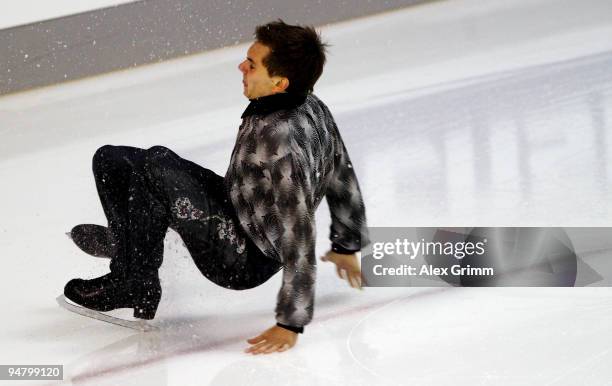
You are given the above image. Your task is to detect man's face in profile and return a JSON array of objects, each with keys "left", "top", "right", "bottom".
[{"left": 238, "top": 41, "right": 285, "bottom": 99}]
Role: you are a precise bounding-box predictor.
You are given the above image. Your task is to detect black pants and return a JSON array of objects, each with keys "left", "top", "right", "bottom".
[{"left": 92, "top": 145, "right": 282, "bottom": 289}]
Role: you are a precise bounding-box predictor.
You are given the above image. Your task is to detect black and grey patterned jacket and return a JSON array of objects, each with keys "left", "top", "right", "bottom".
[{"left": 224, "top": 92, "right": 369, "bottom": 328}]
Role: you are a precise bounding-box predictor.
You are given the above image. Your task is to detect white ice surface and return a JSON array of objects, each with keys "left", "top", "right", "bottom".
[{"left": 1, "top": 0, "right": 612, "bottom": 385}]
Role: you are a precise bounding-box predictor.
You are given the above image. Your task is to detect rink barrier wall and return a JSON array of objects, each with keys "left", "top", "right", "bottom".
[{"left": 0, "top": 0, "right": 430, "bottom": 95}]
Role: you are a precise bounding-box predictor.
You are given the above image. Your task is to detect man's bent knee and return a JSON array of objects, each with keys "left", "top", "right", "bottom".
[
  {"left": 144, "top": 146, "right": 177, "bottom": 180},
  {"left": 145, "top": 146, "right": 178, "bottom": 169},
  {"left": 147, "top": 146, "right": 172, "bottom": 157},
  {"left": 92, "top": 144, "right": 119, "bottom": 172},
  {"left": 93, "top": 144, "right": 115, "bottom": 162}
]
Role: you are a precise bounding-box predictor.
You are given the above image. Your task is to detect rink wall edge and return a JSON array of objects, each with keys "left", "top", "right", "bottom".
[{"left": 0, "top": 0, "right": 431, "bottom": 96}]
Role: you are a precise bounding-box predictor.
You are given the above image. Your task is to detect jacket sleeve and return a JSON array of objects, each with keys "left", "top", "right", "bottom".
[
  {"left": 265, "top": 152, "right": 317, "bottom": 328},
  {"left": 239, "top": 121, "right": 317, "bottom": 328},
  {"left": 325, "top": 140, "right": 370, "bottom": 254}
]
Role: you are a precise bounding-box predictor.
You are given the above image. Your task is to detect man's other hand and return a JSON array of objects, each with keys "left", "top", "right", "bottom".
[
  {"left": 245, "top": 325, "right": 298, "bottom": 355},
  {"left": 321, "top": 250, "right": 363, "bottom": 289}
]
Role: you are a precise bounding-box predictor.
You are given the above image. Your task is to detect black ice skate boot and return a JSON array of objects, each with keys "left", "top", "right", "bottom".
[
  {"left": 63, "top": 272, "right": 161, "bottom": 319},
  {"left": 68, "top": 224, "right": 116, "bottom": 258}
]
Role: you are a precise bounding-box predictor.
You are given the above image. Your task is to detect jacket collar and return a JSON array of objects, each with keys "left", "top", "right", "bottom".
[{"left": 241, "top": 92, "right": 307, "bottom": 119}]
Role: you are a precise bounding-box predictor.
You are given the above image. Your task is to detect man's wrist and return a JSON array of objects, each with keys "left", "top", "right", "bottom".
[
  {"left": 276, "top": 322, "right": 304, "bottom": 334},
  {"left": 331, "top": 242, "right": 360, "bottom": 255}
]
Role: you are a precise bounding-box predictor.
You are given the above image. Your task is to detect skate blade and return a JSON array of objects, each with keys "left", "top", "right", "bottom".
[{"left": 57, "top": 294, "right": 158, "bottom": 332}]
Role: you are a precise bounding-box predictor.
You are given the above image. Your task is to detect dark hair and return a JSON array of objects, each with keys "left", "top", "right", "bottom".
[{"left": 255, "top": 19, "right": 328, "bottom": 95}]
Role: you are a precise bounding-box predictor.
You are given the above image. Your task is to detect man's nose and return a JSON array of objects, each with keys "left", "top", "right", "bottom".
[{"left": 238, "top": 61, "right": 246, "bottom": 73}]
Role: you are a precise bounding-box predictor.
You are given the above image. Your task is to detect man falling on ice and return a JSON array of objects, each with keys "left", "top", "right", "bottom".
[{"left": 64, "top": 20, "right": 369, "bottom": 354}]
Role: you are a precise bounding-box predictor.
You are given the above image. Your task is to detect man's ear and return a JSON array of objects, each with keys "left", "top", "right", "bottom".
[{"left": 273, "top": 77, "right": 290, "bottom": 93}]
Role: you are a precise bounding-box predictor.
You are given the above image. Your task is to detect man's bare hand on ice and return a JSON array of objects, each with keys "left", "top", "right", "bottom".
[{"left": 245, "top": 325, "right": 298, "bottom": 355}]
